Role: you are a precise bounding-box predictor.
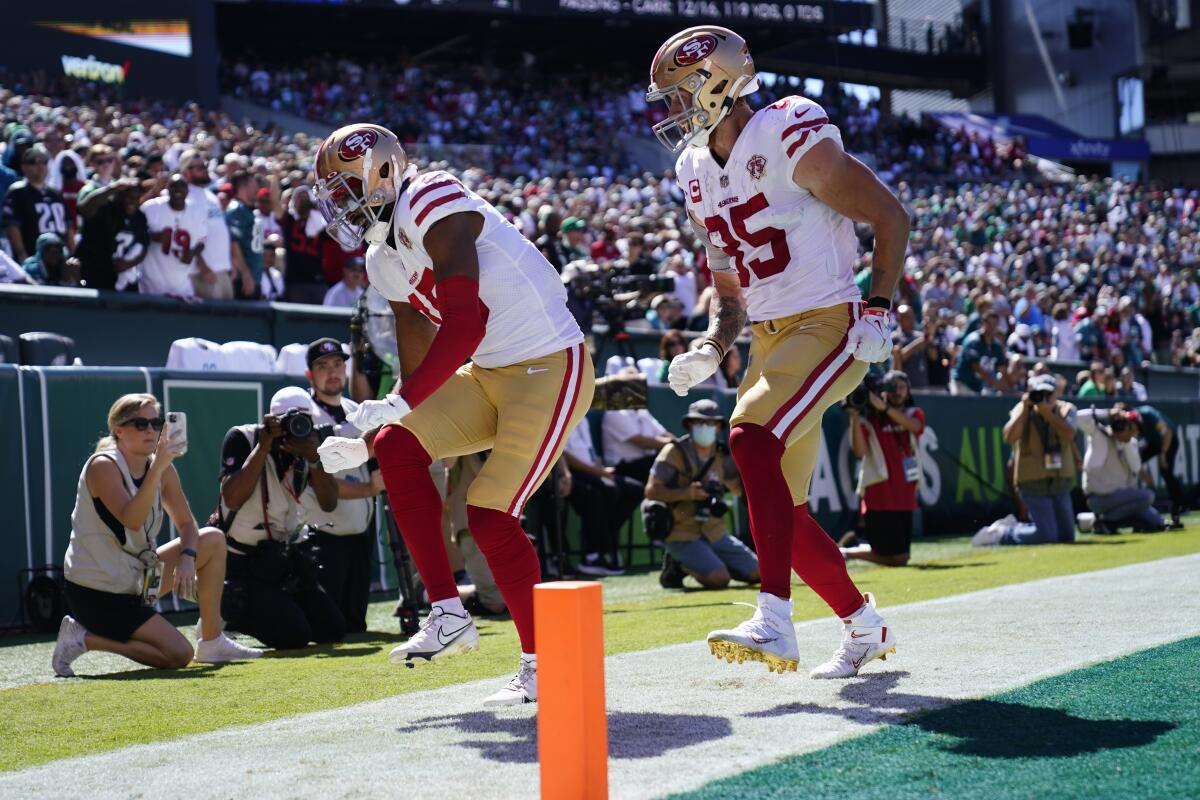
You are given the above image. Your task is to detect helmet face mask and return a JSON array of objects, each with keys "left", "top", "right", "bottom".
[
  {"left": 316, "top": 170, "right": 394, "bottom": 249},
  {"left": 647, "top": 72, "right": 713, "bottom": 151}
]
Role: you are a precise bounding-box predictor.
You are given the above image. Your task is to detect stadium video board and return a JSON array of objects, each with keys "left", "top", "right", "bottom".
[
  {"left": 2, "top": 1, "right": 217, "bottom": 105},
  {"left": 257, "top": 0, "right": 876, "bottom": 29}
]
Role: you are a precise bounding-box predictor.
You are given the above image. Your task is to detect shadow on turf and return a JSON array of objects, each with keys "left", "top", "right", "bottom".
[
  {"left": 904, "top": 562, "right": 995, "bottom": 571},
  {"left": 80, "top": 663, "right": 227, "bottom": 681},
  {"left": 745, "top": 671, "right": 1176, "bottom": 759},
  {"left": 396, "top": 710, "right": 733, "bottom": 762}
]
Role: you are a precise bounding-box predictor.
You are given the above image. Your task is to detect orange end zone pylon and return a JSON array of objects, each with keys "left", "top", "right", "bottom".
[{"left": 535, "top": 581, "right": 608, "bottom": 799}]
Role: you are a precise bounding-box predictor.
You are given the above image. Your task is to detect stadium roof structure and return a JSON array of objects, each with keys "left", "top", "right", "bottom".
[{"left": 929, "top": 112, "right": 1152, "bottom": 163}]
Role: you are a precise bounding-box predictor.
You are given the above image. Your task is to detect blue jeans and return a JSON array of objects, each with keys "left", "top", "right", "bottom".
[
  {"left": 1008, "top": 490, "right": 1075, "bottom": 545},
  {"left": 1087, "top": 487, "right": 1163, "bottom": 530},
  {"left": 665, "top": 534, "right": 759, "bottom": 580}
]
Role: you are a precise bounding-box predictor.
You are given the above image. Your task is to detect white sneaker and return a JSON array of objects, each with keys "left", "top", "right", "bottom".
[
  {"left": 389, "top": 606, "right": 480, "bottom": 667},
  {"left": 51, "top": 615, "right": 87, "bottom": 678},
  {"left": 706, "top": 593, "right": 799, "bottom": 674},
  {"left": 195, "top": 633, "right": 263, "bottom": 663},
  {"left": 810, "top": 592, "right": 897, "bottom": 679},
  {"left": 482, "top": 656, "right": 538, "bottom": 707}
]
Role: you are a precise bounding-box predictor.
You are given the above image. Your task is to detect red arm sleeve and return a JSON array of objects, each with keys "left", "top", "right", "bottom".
[{"left": 397, "top": 275, "right": 485, "bottom": 408}]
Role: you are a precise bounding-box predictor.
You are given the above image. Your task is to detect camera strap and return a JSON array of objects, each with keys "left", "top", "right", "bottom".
[{"left": 679, "top": 439, "right": 718, "bottom": 485}]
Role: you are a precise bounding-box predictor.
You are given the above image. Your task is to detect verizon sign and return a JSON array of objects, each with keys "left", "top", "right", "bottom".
[{"left": 60, "top": 54, "right": 129, "bottom": 85}]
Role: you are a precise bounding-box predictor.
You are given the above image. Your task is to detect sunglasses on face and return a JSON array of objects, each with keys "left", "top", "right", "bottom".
[
  {"left": 122, "top": 417, "right": 165, "bottom": 432},
  {"left": 94, "top": 157, "right": 114, "bottom": 165}
]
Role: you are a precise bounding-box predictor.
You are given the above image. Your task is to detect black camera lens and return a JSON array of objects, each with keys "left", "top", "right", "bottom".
[{"left": 281, "top": 409, "right": 314, "bottom": 438}]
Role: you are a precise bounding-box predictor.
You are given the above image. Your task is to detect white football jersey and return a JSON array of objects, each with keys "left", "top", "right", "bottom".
[
  {"left": 140, "top": 196, "right": 207, "bottom": 297},
  {"left": 366, "top": 170, "right": 582, "bottom": 369},
  {"left": 676, "top": 96, "right": 862, "bottom": 322}
]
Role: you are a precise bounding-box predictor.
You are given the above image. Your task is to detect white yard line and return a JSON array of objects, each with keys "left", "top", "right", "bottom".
[{"left": 5, "top": 554, "right": 1200, "bottom": 799}]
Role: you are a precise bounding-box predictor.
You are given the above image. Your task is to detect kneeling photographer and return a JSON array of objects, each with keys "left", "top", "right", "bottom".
[
  {"left": 844, "top": 371, "right": 925, "bottom": 565},
  {"left": 218, "top": 387, "right": 346, "bottom": 649},
  {"left": 644, "top": 400, "right": 758, "bottom": 589},
  {"left": 1001, "top": 374, "right": 1078, "bottom": 544},
  {"left": 1077, "top": 404, "right": 1164, "bottom": 533}
]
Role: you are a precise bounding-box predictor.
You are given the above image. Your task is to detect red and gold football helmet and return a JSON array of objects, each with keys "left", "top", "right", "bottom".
[
  {"left": 314, "top": 123, "right": 410, "bottom": 248},
  {"left": 646, "top": 26, "right": 759, "bottom": 152}
]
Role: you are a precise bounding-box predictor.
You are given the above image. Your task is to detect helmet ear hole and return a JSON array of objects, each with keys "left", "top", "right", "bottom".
[
  {"left": 712, "top": 79, "right": 728, "bottom": 96},
  {"left": 380, "top": 162, "right": 390, "bottom": 179}
]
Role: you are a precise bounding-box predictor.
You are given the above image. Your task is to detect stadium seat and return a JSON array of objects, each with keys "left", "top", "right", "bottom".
[
  {"left": 0, "top": 334, "right": 17, "bottom": 364},
  {"left": 18, "top": 332, "right": 75, "bottom": 366}
]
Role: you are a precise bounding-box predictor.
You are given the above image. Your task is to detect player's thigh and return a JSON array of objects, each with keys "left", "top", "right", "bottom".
[
  {"left": 732, "top": 304, "right": 866, "bottom": 447},
  {"left": 399, "top": 365, "right": 498, "bottom": 460},
  {"left": 781, "top": 424, "right": 823, "bottom": 506},
  {"left": 468, "top": 343, "right": 595, "bottom": 515}
]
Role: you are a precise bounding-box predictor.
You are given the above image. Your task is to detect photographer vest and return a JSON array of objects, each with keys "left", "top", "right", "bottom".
[
  {"left": 301, "top": 395, "right": 374, "bottom": 536},
  {"left": 1015, "top": 400, "right": 1078, "bottom": 491},
  {"left": 220, "top": 425, "right": 304, "bottom": 547},
  {"left": 64, "top": 448, "right": 164, "bottom": 595}
]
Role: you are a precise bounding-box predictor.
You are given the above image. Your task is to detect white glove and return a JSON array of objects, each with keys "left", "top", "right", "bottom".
[
  {"left": 317, "top": 436, "right": 369, "bottom": 473},
  {"left": 844, "top": 307, "right": 893, "bottom": 364},
  {"left": 667, "top": 343, "right": 721, "bottom": 397},
  {"left": 348, "top": 394, "right": 411, "bottom": 431}
]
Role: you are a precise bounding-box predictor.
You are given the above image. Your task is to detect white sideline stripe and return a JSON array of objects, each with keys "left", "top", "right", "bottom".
[
  {"left": 17, "top": 367, "right": 33, "bottom": 571},
  {"left": 37, "top": 368, "right": 52, "bottom": 566},
  {"left": 4, "top": 554, "right": 1199, "bottom": 799}
]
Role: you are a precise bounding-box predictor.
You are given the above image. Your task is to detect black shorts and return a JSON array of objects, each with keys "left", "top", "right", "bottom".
[
  {"left": 65, "top": 580, "right": 157, "bottom": 643},
  {"left": 863, "top": 511, "right": 913, "bottom": 556}
]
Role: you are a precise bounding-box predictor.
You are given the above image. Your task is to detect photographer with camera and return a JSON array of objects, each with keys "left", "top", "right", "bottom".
[
  {"left": 218, "top": 387, "right": 346, "bottom": 649},
  {"left": 1133, "top": 404, "right": 1185, "bottom": 529},
  {"left": 53, "top": 394, "right": 260, "bottom": 678},
  {"left": 843, "top": 372, "right": 925, "bottom": 565},
  {"left": 645, "top": 400, "right": 757, "bottom": 589},
  {"left": 1001, "top": 374, "right": 1078, "bottom": 544},
  {"left": 302, "top": 338, "right": 384, "bottom": 633},
  {"left": 1076, "top": 404, "right": 1164, "bottom": 533}
]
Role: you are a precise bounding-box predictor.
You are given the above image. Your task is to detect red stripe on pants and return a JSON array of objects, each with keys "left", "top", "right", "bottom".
[{"left": 508, "top": 343, "right": 581, "bottom": 516}]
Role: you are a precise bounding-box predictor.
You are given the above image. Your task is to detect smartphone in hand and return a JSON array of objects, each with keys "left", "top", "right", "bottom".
[{"left": 166, "top": 411, "right": 188, "bottom": 456}]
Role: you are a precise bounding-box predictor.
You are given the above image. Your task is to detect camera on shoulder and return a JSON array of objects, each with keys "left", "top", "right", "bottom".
[{"left": 844, "top": 371, "right": 895, "bottom": 413}]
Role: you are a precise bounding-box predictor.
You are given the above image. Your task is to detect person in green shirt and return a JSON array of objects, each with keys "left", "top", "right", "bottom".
[
  {"left": 951, "top": 310, "right": 1006, "bottom": 394},
  {"left": 225, "top": 172, "right": 264, "bottom": 298},
  {"left": 1077, "top": 362, "right": 1110, "bottom": 398}
]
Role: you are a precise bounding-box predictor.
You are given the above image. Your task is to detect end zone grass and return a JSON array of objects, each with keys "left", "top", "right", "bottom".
[{"left": 1, "top": 527, "right": 1198, "bottom": 773}]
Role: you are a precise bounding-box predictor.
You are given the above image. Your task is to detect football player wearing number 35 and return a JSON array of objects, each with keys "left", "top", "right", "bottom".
[
  {"left": 311, "top": 124, "right": 592, "bottom": 706},
  {"left": 648, "top": 26, "right": 910, "bottom": 678}
]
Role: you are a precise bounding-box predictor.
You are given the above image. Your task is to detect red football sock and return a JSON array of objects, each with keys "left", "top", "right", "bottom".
[
  {"left": 791, "top": 504, "right": 864, "bottom": 618},
  {"left": 373, "top": 425, "right": 458, "bottom": 604},
  {"left": 728, "top": 423, "right": 794, "bottom": 599},
  {"left": 466, "top": 505, "right": 541, "bottom": 653}
]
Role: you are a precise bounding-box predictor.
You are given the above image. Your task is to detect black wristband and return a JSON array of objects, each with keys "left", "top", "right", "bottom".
[
  {"left": 180, "top": 548, "right": 198, "bottom": 559},
  {"left": 866, "top": 296, "right": 892, "bottom": 311}
]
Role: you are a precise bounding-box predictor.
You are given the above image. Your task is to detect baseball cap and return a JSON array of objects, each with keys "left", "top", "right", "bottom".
[
  {"left": 560, "top": 216, "right": 585, "bottom": 233},
  {"left": 682, "top": 398, "right": 724, "bottom": 425},
  {"left": 269, "top": 386, "right": 314, "bottom": 416},
  {"left": 256, "top": 187, "right": 271, "bottom": 200},
  {"left": 1027, "top": 374, "right": 1056, "bottom": 393},
  {"left": 306, "top": 337, "right": 346, "bottom": 368}
]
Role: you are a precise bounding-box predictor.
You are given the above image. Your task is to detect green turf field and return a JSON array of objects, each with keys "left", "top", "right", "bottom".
[
  {"left": 677, "top": 636, "right": 1200, "bottom": 800},
  {"left": 1, "top": 526, "right": 1198, "bottom": 777}
]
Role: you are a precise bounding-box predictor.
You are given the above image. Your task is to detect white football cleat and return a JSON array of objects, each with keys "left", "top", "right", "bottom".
[
  {"left": 52, "top": 615, "right": 87, "bottom": 678},
  {"left": 706, "top": 593, "right": 799, "bottom": 674},
  {"left": 482, "top": 655, "right": 538, "bottom": 707},
  {"left": 195, "top": 633, "right": 263, "bottom": 663},
  {"left": 810, "top": 592, "right": 897, "bottom": 679},
  {"left": 389, "top": 606, "right": 480, "bottom": 667}
]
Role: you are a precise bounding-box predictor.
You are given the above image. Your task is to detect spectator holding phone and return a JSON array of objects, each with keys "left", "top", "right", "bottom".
[{"left": 52, "top": 393, "right": 260, "bottom": 678}]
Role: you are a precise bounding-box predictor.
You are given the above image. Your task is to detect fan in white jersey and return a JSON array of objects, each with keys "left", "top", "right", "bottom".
[
  {"left": 139, "top": 175, "right": 207, "bottom": 298},
  {"left": 310, "top": 124, "right": 591, "bottom": 707},
  {"left": 647, "top": 26, "right": 911, "bottom": 679}
]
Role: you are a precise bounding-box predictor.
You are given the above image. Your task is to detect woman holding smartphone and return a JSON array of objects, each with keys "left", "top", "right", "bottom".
[{"left": 52, "top": 393, "right": 261, "bottom": 676}]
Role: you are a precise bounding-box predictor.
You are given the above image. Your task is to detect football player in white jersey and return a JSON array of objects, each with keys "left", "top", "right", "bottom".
[
  {"left": 312, "top": 125, "right": 592, "bottom": 706},
  {"left": 648, "top": 27, "right": 911, "bottom": 678}
]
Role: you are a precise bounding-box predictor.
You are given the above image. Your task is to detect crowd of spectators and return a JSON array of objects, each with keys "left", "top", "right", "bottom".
[{"left": 0, "top": 64, "right": 1197, "bottom": 378}]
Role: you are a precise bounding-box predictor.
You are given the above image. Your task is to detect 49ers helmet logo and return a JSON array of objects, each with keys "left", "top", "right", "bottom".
[
  {"left": 674, "top": 34, "right": 718, "bottom": 67},
  {"left": 337, "top": 129, "right": 378, "bottom": 161}
]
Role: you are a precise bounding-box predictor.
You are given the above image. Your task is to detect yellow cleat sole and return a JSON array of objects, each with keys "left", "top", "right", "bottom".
[{"left": 708, "top": 639, "right": 798, "bottom": 673}]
